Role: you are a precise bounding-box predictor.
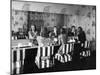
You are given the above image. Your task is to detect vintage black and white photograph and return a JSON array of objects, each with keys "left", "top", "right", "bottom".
[{"left": 11, "top": 0, "right": 96, "bottom": 75}]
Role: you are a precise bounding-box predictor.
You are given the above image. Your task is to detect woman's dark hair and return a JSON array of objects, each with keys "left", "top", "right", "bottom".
[
  {"left": 68, "top": 28, "right": 71, "bottom": 32},
  {"left": 78, "top": 26, "right": 83, "bottom": 31},
  {"left": 30, "top": 25, "right": 36, "bottom": 32},
  {"left": 71, "top": 25, "right": 75, "bottom": 29},
  {"left": 60, "top": 28, "right": 66, "bottom": 34},
  {"left": 71, "top": 25, "right": 76, "bottom": 32},
  {"left": 54, "top": 26, "right": 57, "bottom": 28}
]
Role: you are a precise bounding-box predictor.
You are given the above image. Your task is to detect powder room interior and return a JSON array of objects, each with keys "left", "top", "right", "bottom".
[{"left": 12, "top": 1, "right": 96, "bottom": 50}]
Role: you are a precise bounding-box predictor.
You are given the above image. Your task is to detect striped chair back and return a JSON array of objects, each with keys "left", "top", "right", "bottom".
[
  {"left": 11, "top": 48, "right": 25, "bottom": 74},
  {"left": 55, "top": 43, "right": 74, "bottom": 63},
  {"left": 38, "top": 46, "right": 54, "bottom": 57},
  {"left": 80, "top": 41, "right": 91, "bottom": 57},
  {"left": 81, "top": 50, "right": 91, "bottom": 57},
  {"left": 55, "top": 53, "right": 72, "bottom": 63},
  {"left": 62, "top": 43, "right": 74, "bottom": 54},
  {"left": 35, "top": 46, "right": 54, "bottom": 69},
  {"left": 84, "top": 41, "right": 90, "bottom": 48}
]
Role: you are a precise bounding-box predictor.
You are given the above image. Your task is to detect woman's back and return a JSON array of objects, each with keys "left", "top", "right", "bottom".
[
  {"left": 37, "top": 36, "right": 52, "bottom": 47},
  {"left": 58, "top": 34, "right": 67, "bottom": 45}
]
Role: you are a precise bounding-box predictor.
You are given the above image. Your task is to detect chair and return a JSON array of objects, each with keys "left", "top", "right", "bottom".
[
  {"left": 80, "top": 41, "right": 91, "bottom": 58},
  {"left": 55, "top": 43, "right": 74, "bottom": 63},
  {"left": 35, "top": 45, "right": 55, "bottom": 69},
  {"left": 11, "top": 48, "right": 25, "bottom": 74}
]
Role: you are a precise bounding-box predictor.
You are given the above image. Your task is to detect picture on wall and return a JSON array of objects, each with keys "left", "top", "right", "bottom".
[{"left": 11, "top": 0, "right": 96, "bottom": 75}]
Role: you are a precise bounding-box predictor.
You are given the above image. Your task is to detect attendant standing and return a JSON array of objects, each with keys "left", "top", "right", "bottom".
[{"left": 77, "top": 26, "right": 86, "bottom": 46}]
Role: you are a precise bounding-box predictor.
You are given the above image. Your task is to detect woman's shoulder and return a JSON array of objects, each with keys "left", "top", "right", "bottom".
[
  {"left": 37, "top": 36, "right": 42, "bottom": 39},
  {"left": 28, "top": 31, "right": 30, "bottom": 33},
  {"left": 81, "top": 31, "right": 85, "bottom": 34},
  {"left": 28, "top": 31, "right": 32, "bottom": 34}
]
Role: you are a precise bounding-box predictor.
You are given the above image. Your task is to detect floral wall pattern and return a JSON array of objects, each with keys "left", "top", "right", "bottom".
[
  {"left": 11, "top": 10, "right": 28, "bottom": 32},
  {"left": 28, "top": 12, "right": 64, "bottom": 32},
  {"left": 12, "top": 1, "right": 96, "bottom": 42},
  {"left": 28, "top": 12, "right": 44, "bottom": 33},
  {"left": 66, "top": 6, "right": 96, "bottom": 41}
]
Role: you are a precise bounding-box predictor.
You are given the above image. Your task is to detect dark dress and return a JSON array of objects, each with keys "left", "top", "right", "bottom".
[
  {"left": 78, "top": 31, "right": 87, "bottom": 65},
  {"left": 50, "top": 32, "right": 58, "bottom": 38},
  {"left": 68, "top": 31, "right": 76, "bottom": 36},
  {"left": 72, "top": 31, "right": 86, "bottom": 65},
  {"left": 78, "top": 31, "right": 86, "bottom": 43}
]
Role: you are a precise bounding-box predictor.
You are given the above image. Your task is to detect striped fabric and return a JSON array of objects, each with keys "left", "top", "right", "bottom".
[
  {"left": 80, "top": 50, "right": 91, "bottom": 57},
  {"left": 35, "top": 46, "right": 54, "bottom": 69},
  {"left": 55, "top": 53, "right": 72, "bottom": 63},
  {"left": 11, "top": 48, "right": 25, "bottom": 74},
  {"left": 62, "top": 43, "right": 74, "bottom": 54},
  {"left": 84, "top": 41, "right": 90, "bottom": 48},
  {"left": 55, "top": 43, "right": 74, "bottom": 63},
  {"left": 80, "top": 41, "right": 91, "bottom": 57}
]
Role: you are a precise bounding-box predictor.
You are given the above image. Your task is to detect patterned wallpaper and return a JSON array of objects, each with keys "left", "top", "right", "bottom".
[
  {"left": 11, "top": 10, "right": 28, "bottom": 32},
  {"left": 28, "top": 8, "right": 96, "bottom": 42},
  {"left": 43, "top": 13, "right": 64, "bottom": 31},
  {"left": 28, "top": 12, "right": 64, "bottom": 32},
  {"left": 66, "top": 6, "right": 96, "bottom": 41},
  {"left": 12, "top": 9, "right": 96, "bottom": 42},
  {"left": 12, "top": 1, "right": 96, "bottom": 42},
  {"left": 28, "top": 12, "right": 44, "bottom": 33},
  {"left": 11, "top": 1, "right": 96, "bottom": 51}
]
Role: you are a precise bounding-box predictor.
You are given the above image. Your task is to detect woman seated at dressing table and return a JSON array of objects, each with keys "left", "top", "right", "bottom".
[{"left": 28, "top": 25, "right": 38, "bottom": 45}]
